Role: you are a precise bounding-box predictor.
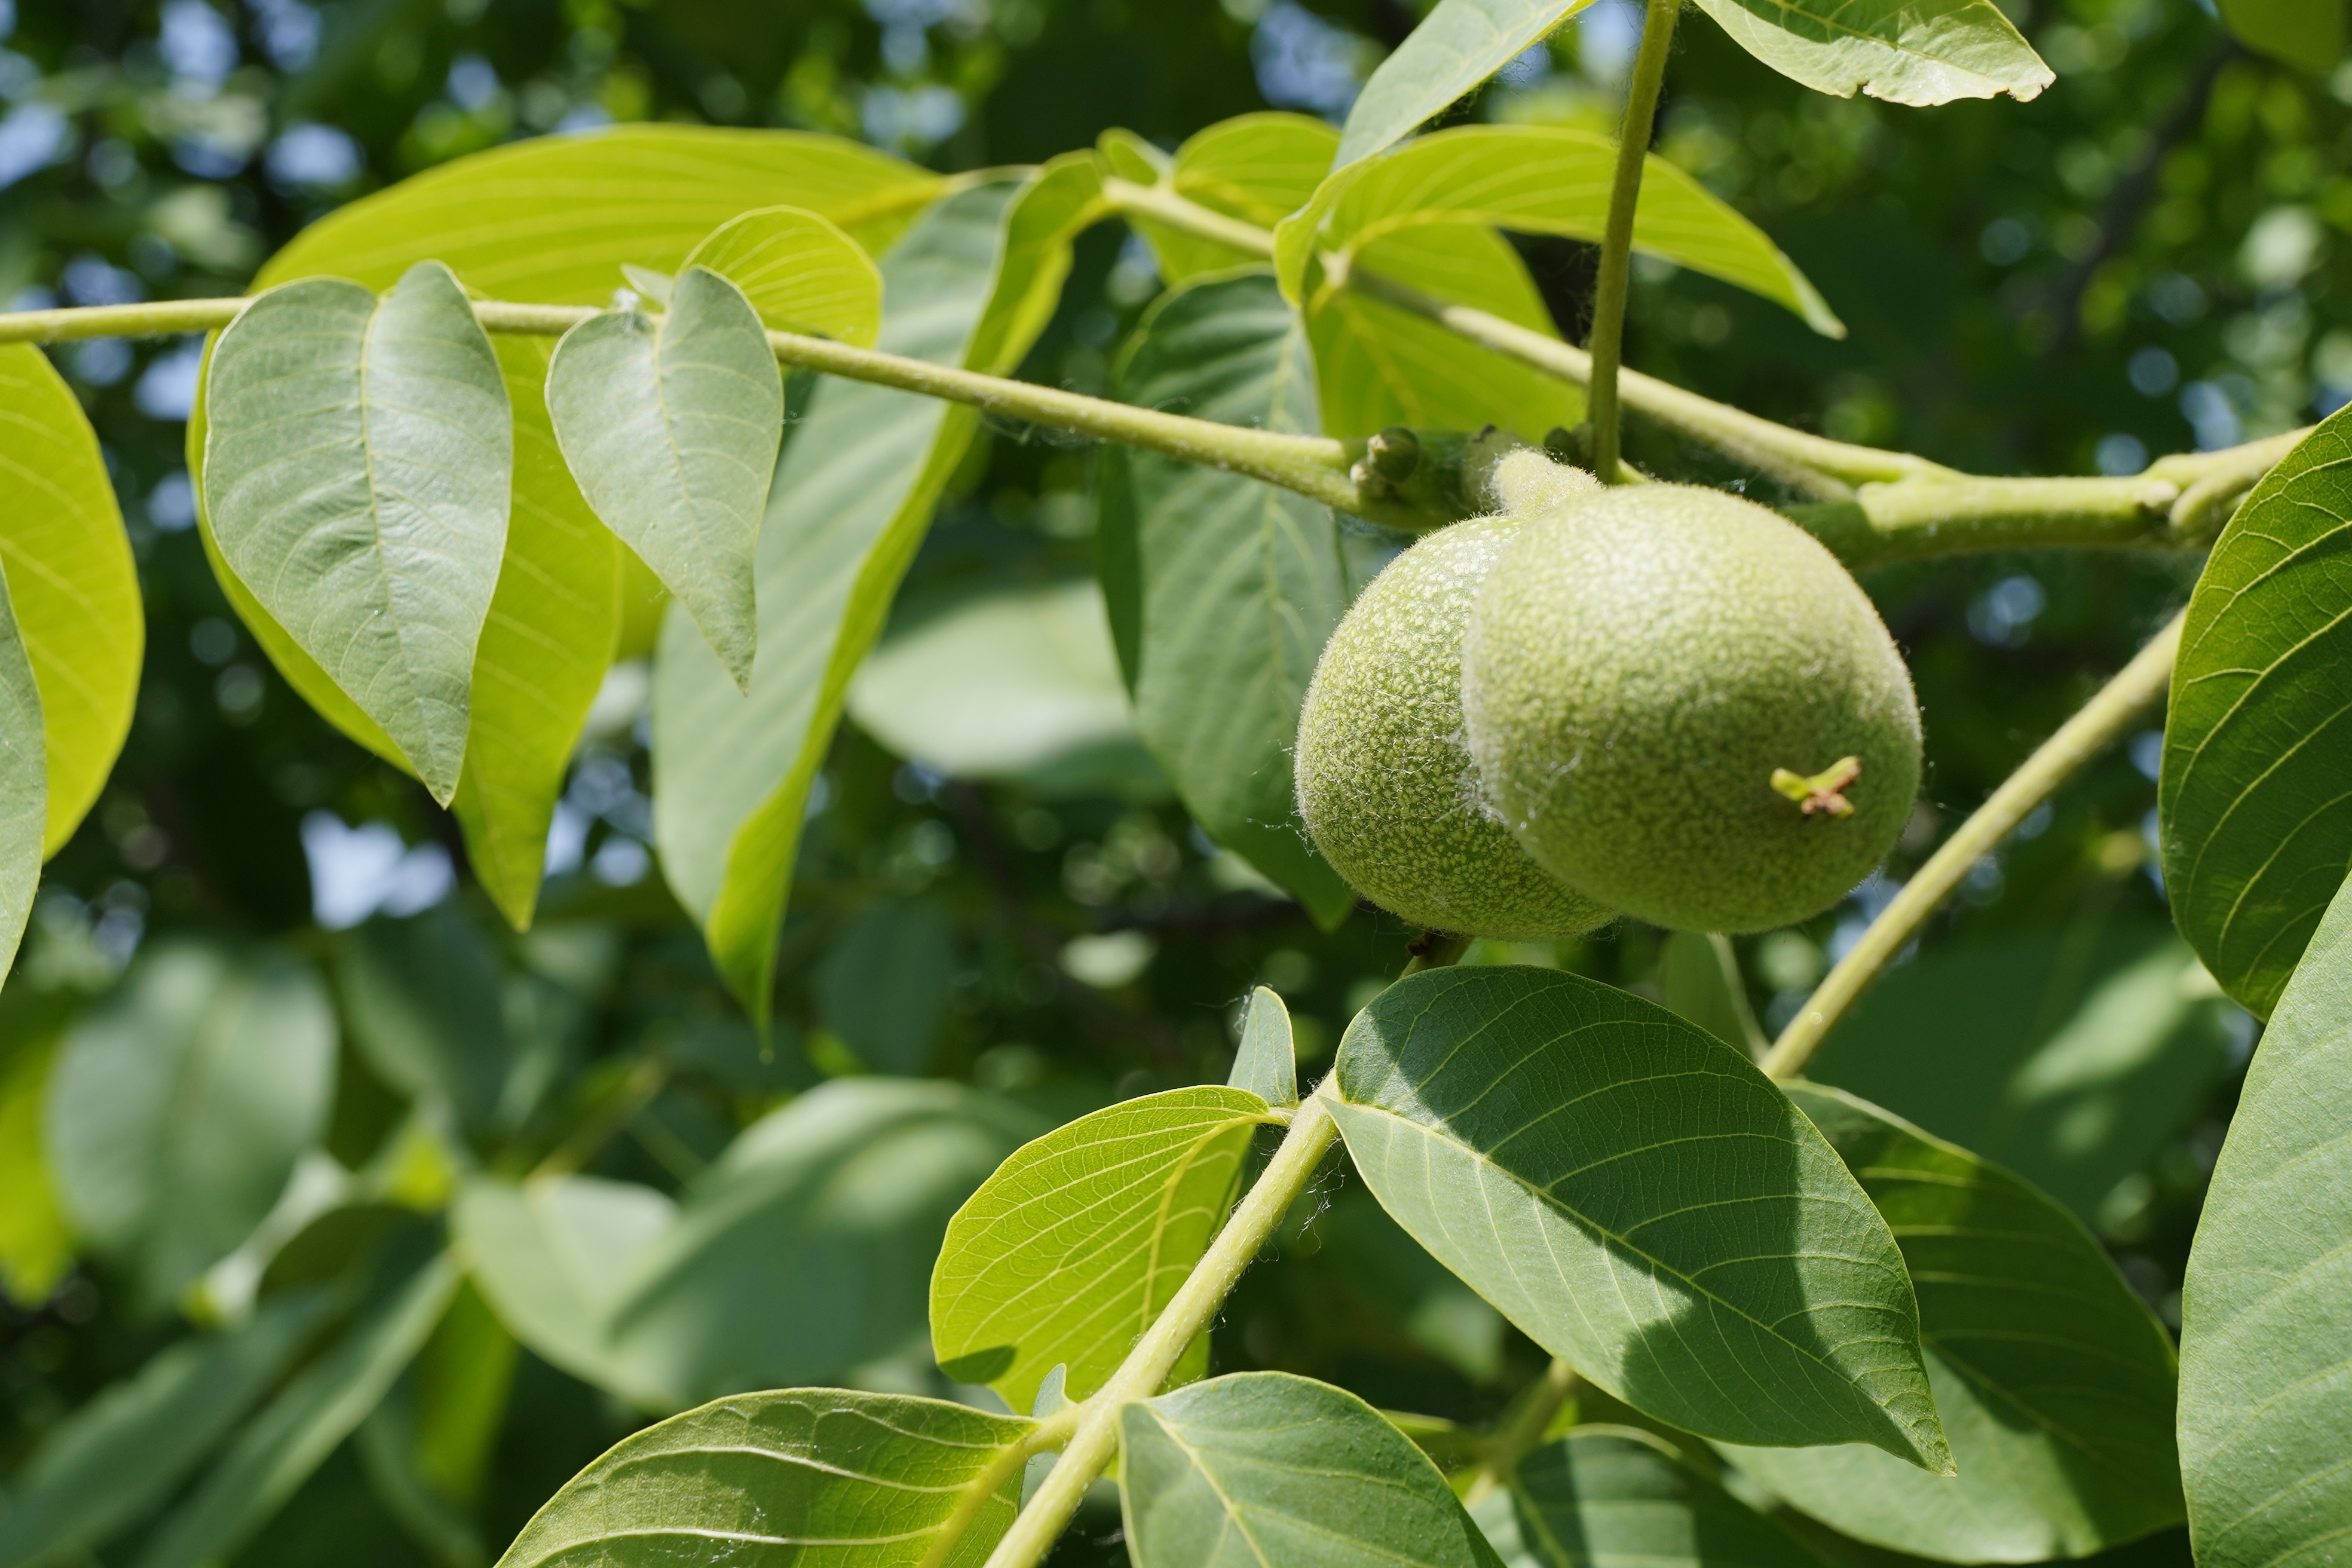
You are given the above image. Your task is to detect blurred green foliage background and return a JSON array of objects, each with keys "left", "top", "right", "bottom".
[{"left": 0, "top": 0, "right": 2340, "bottom": 1563}]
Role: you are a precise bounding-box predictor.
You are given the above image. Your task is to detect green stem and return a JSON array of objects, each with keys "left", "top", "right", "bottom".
[
  {"left": 1759, "top": 608, "right": 2186, "bottom": 1082},
  {"left": 979, "top": 1090, "right": 1343, "bottom": 1568},
  {"left": 1467, "top": 1359, "right": 1580, "bottom": 1502},
  {"left": 1587, "top": 0, "right": 1680, "bottom": 485}
]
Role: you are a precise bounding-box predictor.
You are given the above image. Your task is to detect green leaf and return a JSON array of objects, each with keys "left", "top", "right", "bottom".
[
  {"left": 0, "top": 1294, "right": 330, "bottom": 1568},
  {"left": 1327, "top": 964, "right": 1949, "bottom": 1468},
  {"left": 0, "top": 344, "right": 140, "bottom": 856},
  {"left": 44, "top": 943, "right": 336, "bottom": 1306},
  {"left": 684, "top": 204, "right": 885, "bottom": 344},
  {"left": 1685, "top": 0, "right": 2051, "bottom": 105},
  {"left": 494, "top": 1388, "right": 1035, "bottom": 1568},
  {"left": 1658, "top": 932, "right": 1765, "bottom": 1056},
  {"left": 455, "top": 336, "right": 623, "bottom": 930},
  {"left": 1335, "top": 0, "right": 1597, "bottom": 170},
  {"left": 461, "top": 1079, "right": 1041, "bottom": 1411},
  {"left": 654, "top": 166, "right": 1095, "bottom": 1016},
  {"left": 1717, "top": 1083, "right": 2183, "bottom": 1563},
  {"left": 930, "top": 1085, "right": 1275, "bottom": 1414},
  {"left": 548, "top": 266, "right": 782, "bottom": 690},
  {"left": 203, "top": 262, "right": 512, "bottom": 803},
  {"left": 0, "top": 1031, "right": 71, "bottom": 1306},
  {"left": 1098, "top": 271, "right": 1355, "bottom": 926},
  {"left": 1113, "top": 113, "right": 1340, "bottom": 283},
  {"left": 2216, "top": 0, "right": 2344, "bottom": 68},
  {"left": 1229, "top": 986, "right": 1298, "bottom": 1108},
  {"left": 137, "top": 1253, "right": 461, "bottom": 1568},
  {"left": 844, "top": 580, "right": 1156, "bottom": 795},
  {"left": 2163, "top": 406, "right": 2352, "bottom": 1017},
  {"left": 1803, "top": 923, "right": 2244, "bottom": 1220},
  {"left": 1280, "top": 126, "right": 1842, "bottom": 337},
  {"left": 812, "top": 900, "right": 956, "bottom": 1074},
  {"left": 1474, "top": 1426, "right": 1830, "bottom": 1568},
  {"left": 0, "top": 568, "right": 41, "bottom": 990},
  {"left": 334, "top": 904, "right": 519, "bottom": 1134},
  {"left": 1119, "top": 1371, "right": 1505, "bottom": 1568},
  {"left": 2178, "top": 867, "right": 2352, "bottom": 1568}
]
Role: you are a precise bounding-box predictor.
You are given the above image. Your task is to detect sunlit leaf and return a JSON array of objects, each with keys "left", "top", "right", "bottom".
[
  {"left": 549, "top": 265, "right": 781, "bottom": 688},
  {"left": 2178, "top": 868, "right": 2352, "bottom": 1568},
  {"left": 1228, "top": 986, "right": 1298, "bottom": 1108},
  {"left": 0, "top": 344, "right": 140, "bottom": 856},
  {"left": 1328, "top": 964, "right": 1949, "bottom": 1468},
  {"left": 44, "top": 943, "right": 336, "bottom": 1306},
  {"left": 685, "top": 204, "right": 884, "bottom": 344},
  {"left": 1474, "top": 1426, "right": 1829, "bottom": 1568},
  {"left": 203, "top": 262, "right": 512, "bottom": 803},
  {"left": 1719, "top": 1084, "right": 2183, "bottom": 1562},
  {"left": 1685, "top": 0, "right": 2051, "bottom": 106},
  {"left": 1098, "top": 271, "right": 1356, "bottom": 925},
  {"left": 931, "top": 1085, "right": 1275, "bottom": 1414},
  {"left": 495, "top": 1388, "right": 1035, "bottom": 1568},
  {"left": 1334, "top": 0, "right": 1595, "bottom": 170},
  {"left": 1120, "top": 1371, "right": 1505, "bottom": 1568},
  {"left": 1111, "top": 113, "right": 1339, "bottom": 282},
  {"left": 2163, "top": 405, "right": 2352, "bottom": 1016}
]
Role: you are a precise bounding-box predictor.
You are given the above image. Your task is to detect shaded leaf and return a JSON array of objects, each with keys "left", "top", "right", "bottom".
[
  {"left": 2178, "top": 867, "right": 2352, "bottom": 1568},
  {"left": 930, "top": 1085, "right": 1275, "bottom": 1414},
  {"left": 0, "top": 345, "right": 140, "bottom": 856},
  {"left": 1099, "top": 271, "right": 1355, "bottom": 925},
  {"left": 1684, "top": 0, "right": 2051, "bottom": 105},
  {"left": 1334, "top": 0, "right": 1595, "bottom": 170},
  {"left": 2216, "top": 0, "right": 2344, "bottom": 67},
  {"left": 812, "top": 900, "right": 956, "bottom": 1074},
  {"left": 1658, "top": 932, "right": 1765, "bottom": 1057},
  {"left": 0, "top": 570, "right": 39, "bottom": 990},
  {"left": 1119, "top": 1371, "right": 1505, "bottom": 1568},
  {"left": 1718, "top": 1084, "right": 2183, "bottom": 1563},
  {"left": 1229, "top": 986, "right": 1298, "bottom": 1108},
  {"left": 1474, "top": 1426, "right": 1829, "bottom": 1568},
  {"left": 2163, "top": 405, "right": 2352, "bottom": 1016},
  {"left": 684, "top": 204, "right": 884, "bottom": 344},
  {"left": 1327, "top": 964, "right": 1948, "bottom": 1468},
  {"left": 548, "top": 265, "right": 781, "bottom": 689},
  {"left": 1112, "top": 113, "right": 1339, "bottom": 282},
  {"left": 203, "top": 262, "right": 512, "bottom": 803},
  {"left": 0, "top": 1294, "right": 330, "bottom": 1568},
  {"left": 335, "top": 903, "right": 519, "bottom": 1134},
  {"left": 45, "top": 943, "right": 336, "bottom": 1306},
  {"left": 494, "top": 1388, "right": 1034, "bottom": 1568}
]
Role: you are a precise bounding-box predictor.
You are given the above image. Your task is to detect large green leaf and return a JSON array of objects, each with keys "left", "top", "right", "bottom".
[
  {"left": 1119, "top": 1371, "right": 1505, "bottom": 1568},
  {"left": 460, "top": 1079, "right": 1041, "bottom": 1411},
  {"left": 683, "top": 204, "right": 885, "bottom": 344},
  {"left": 1334, "top": 0, "right": 1594, "bottom": 170},
  {"left": 137, "top": 1253, "right": 461, "bottom": 1568},
  {"left": 2216, "top": 0, "right": 2344, "bottom": 66},
  {"left": 1098, "top": 271, "right": 1355, "bottom": 925},
  {"left": 1474, "top": 1426, "right": 1829, "bottom": 1568},
  {"left": 44, "top": 943, "right": 336, "bottom": 1306},
  {"left": 334, "top": 904, "right": 519, "bottom": 1134},
  {"left": 1327, "top": 965, "right": 1948, "bottom": 1468},
  {"left": 1110, "top": 113, "right": 1339, "bottom": 282},
  {"left": 2163, "top": 406, "right": 2352, "bottom": 1017},
  {"left": 1718, "top": 1084, "right": 2183, "bottom": 1563},
  {"left": 1685, "top": 0, "right": 2051, "bottom": 105},
  {"left": 0, "top": 1294, "right": 330, "bottom": 1568},
  {"left": 455, "top": 336, "right": 623, "bottom": 930},
  {"left": 1804, "top": 922, "right": 2243, "bottom": 1221},
  {"left": 654, "top": 163, "right": 1098, "bottom": 1015},
  {"left": 495, "top": 1388, "right": 1034, "bottom": 1568},
  {"left": 0, "top": 1030, "right": 69, "bottom": 1304},
  {"left": 930, "top": 1085, "right": 1276, "bottom": 1414},
  {"left": 811, "top": 899, "right": 957, "bottom": 1074},
  {"left": 0, "top": 345, "right": 140, "bottom": 857},
  {"left": 202, "top": 262, "right": 512, "bottom": 803},
  {"left": 547, "top": 265, "right": 782, "bottom": 690},
  {"left": 2178, "top": 868, "right": 2352, "bottom": 1568},
  {"left": 0, "top": 569, "right": 40, "bottom": 990},
  {"left": 1280, "top": 126, "right": 1841, "bottom": 337}
]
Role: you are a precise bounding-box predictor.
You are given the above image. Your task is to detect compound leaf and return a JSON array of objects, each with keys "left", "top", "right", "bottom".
[
  {"left": 549, "top": 264, "right": 782, "bottom": 689},
  {"left": 684, "top": 204, "right": 884, "bottom": 344},
  {"left": 1119, "top": 1371, "right": 1505, "bottom": 1568},
  {"left": 2163, "top": 405, "right": 2352, "bottom": 1017},
  {"left": 1685, "top": 0, "right": 2051, "bottom": 106},
  {"left": 0, "top": 344, "right": 140, "bottom": 856},
  {"left": 1327, "top": 965, "right": 1948, "bottom": 1468},
  {"left": 495, "top": 1388, "right": 1035, "bottom": 1568},
  {"left": 1098, "top": 271, "right": 1355, "bottom": 925},
  {"left": 930, "top": 1085, "right": 1275, "bottom": 1414},
  {"left": 2178, "top": 868, "right": 2352, "bottom": 1568},
  {"left": 1718, "top": 1084, "right": 2183, "bottom": 1561},
  {"left": 1475, "top": 1426, "right": 1829, "bottom": 1568},
  {"left": 1334, "top": 0, "right": 1596, "bottom": 170},
  {"left": 202, "top": 262, "right": 511, "bottom": 803}
]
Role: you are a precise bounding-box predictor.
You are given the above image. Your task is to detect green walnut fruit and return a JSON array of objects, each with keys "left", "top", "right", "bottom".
[
  {"left": 1294, "top": 513, "right": 1617, "bottom": 940},
  {"left": 1462, "top": 483, "right": 1921, "bottom": 933}
]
